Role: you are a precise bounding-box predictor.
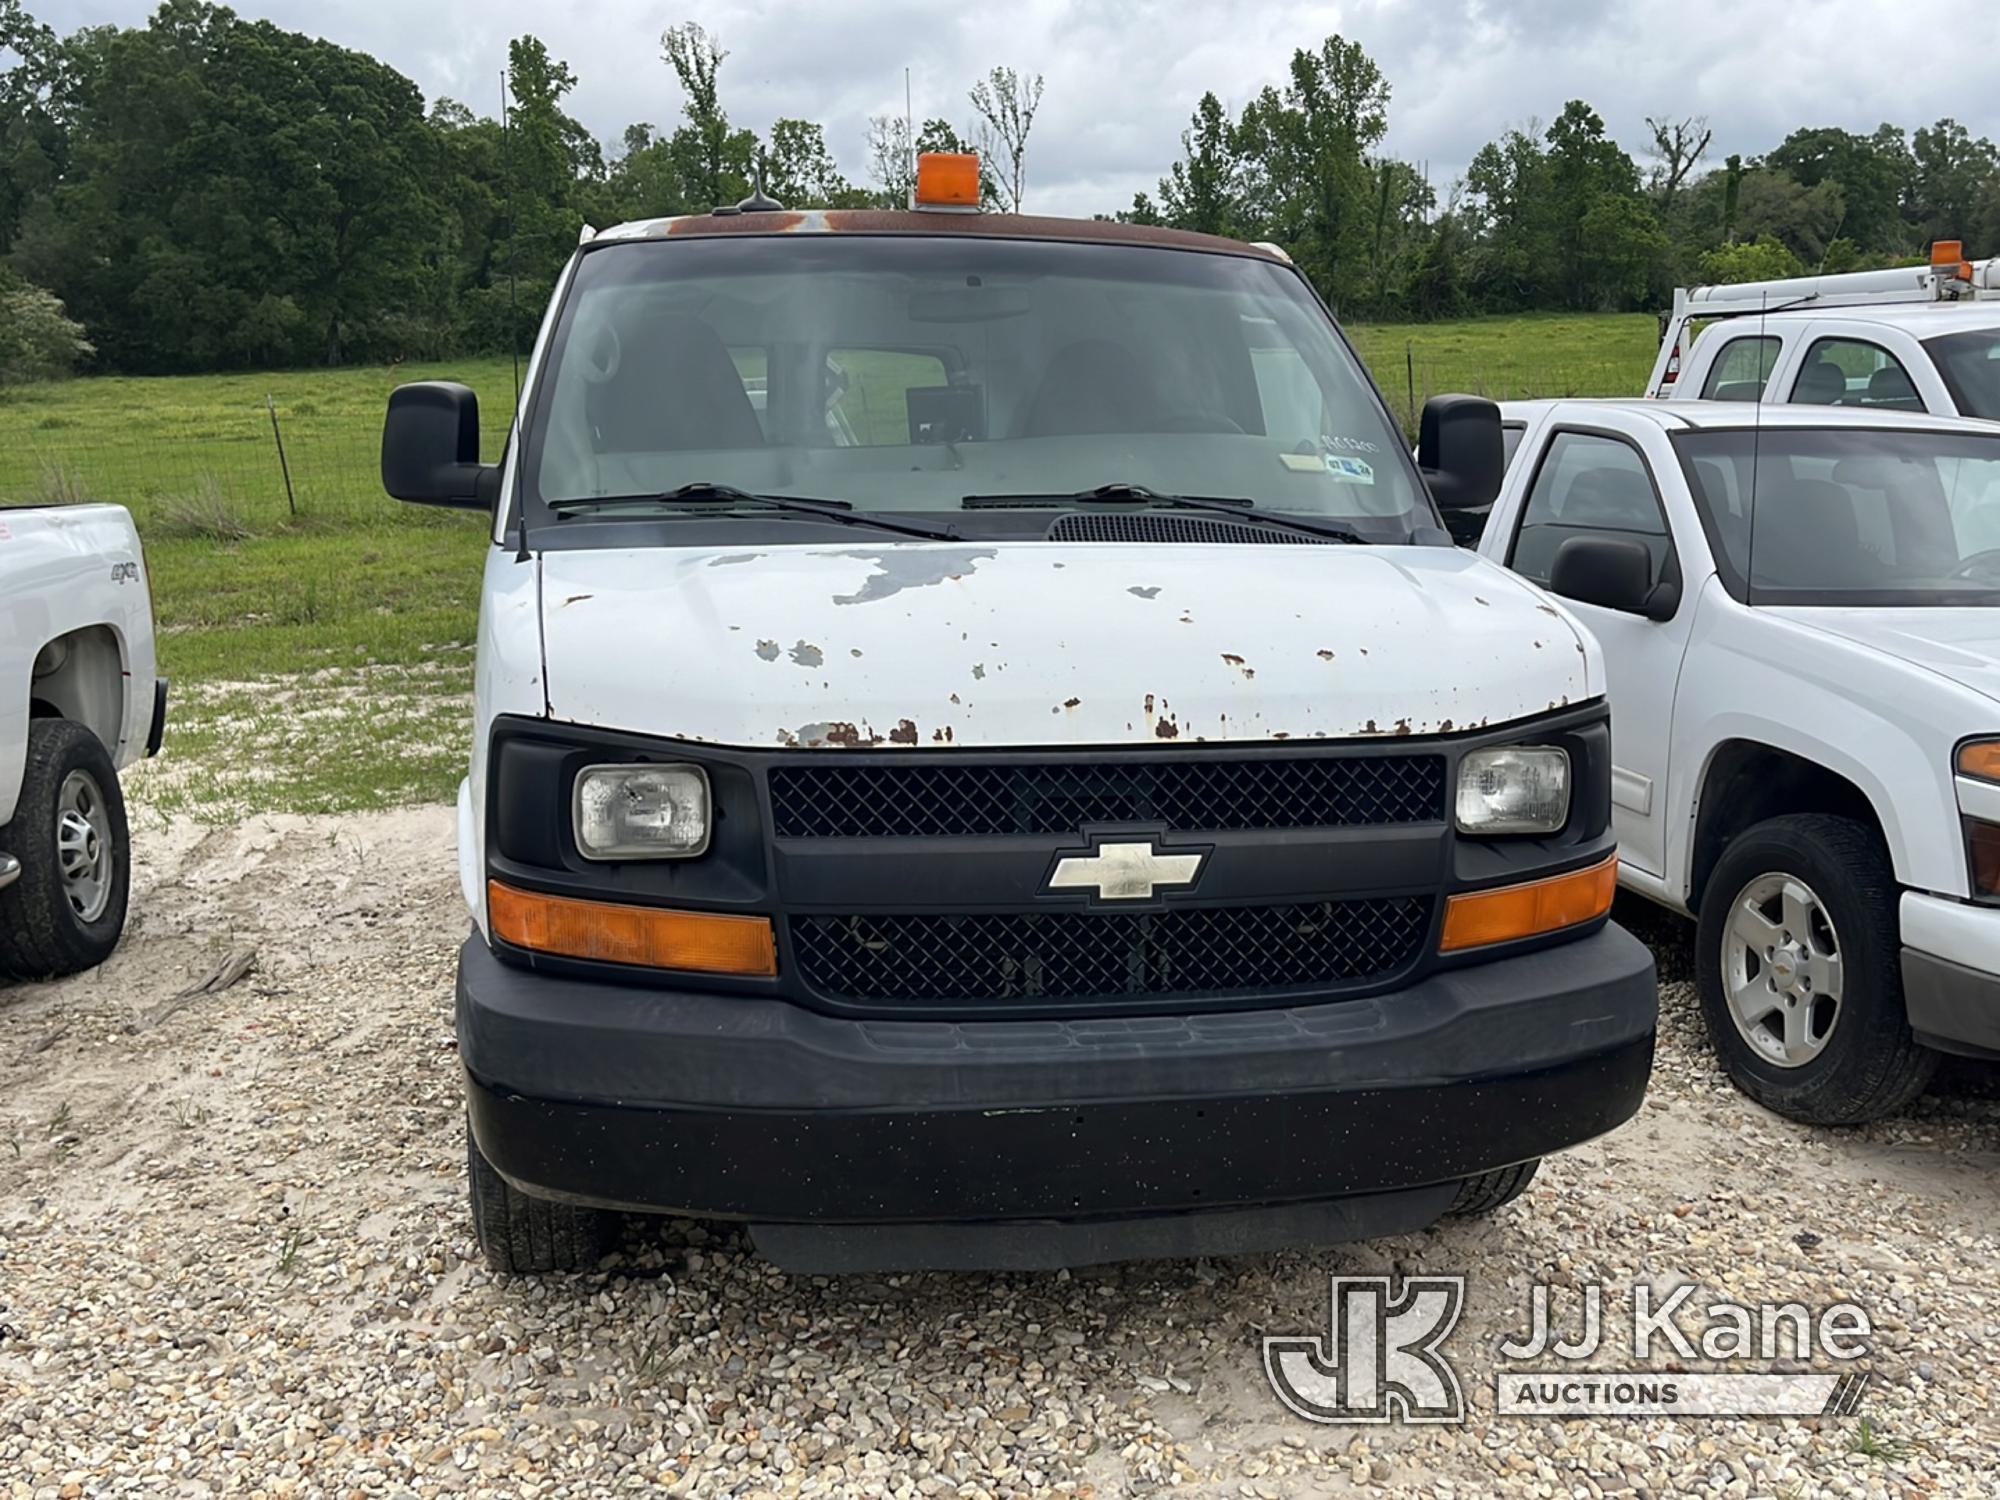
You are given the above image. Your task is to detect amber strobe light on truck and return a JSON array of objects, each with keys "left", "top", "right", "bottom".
[
  {"left": 488, "top": 881, "right": 778, "bottom": 977},
  {"left": 1439, "top": 855, "right": 1619, "bottom": 953}
]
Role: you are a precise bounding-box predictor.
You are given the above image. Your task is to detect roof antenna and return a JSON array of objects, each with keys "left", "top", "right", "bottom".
[{"left": 736, "top": 153, "right": 784, "bottom": 214}]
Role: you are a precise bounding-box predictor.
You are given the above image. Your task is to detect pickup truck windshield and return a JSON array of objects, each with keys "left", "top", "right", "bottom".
[
  {"left": 1675, "top": 427, "right": 2000, "bottom": 605},
  {"left": 522, "top": 235, "right": 1430, "bottom": 540},
  {"left": 1927, "top": 328, "right": 2000, "bottom": 421}
]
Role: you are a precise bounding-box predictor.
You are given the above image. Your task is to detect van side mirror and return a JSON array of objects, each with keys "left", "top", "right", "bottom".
[
  {"left": 1417, "top": 394, "right": 1504, "bottom": 513},
  {"left": 382, "top": 382, "right": 501, "bottom": 510},
  {"left": 1549, "top": 536, "right": 1681, "bottom": 621}
]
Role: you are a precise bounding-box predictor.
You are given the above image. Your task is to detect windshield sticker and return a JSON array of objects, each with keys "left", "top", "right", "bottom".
[
  {"left": 1279, "top": 452, "right": 1327, "bottom": 472},
  {"left": 1321, "top": 434, "right": 1384, "bottom": 455},
  {"left": 1326, "top": 456, "right": 1376, "bottom": 484}
]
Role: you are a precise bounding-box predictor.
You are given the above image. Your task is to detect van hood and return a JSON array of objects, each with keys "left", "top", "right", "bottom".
[
  {"left": 1769, "top": 606, "right": 2000, "bottom": 704},
  {"left": 536, "top": 542, "right": 1593, "bottom": 749}
]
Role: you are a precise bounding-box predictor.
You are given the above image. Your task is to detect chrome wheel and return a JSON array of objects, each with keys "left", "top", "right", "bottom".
[
  {"left": 55, "top": 769, "right": 114, "bottom": 924},
  {"left": 1722, "top": 872, "right": 1843, "bottom": 1069}
]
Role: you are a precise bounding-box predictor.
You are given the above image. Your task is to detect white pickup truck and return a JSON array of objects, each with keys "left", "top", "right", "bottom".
[
  {"left": 1649, "top": 248, "right": 2000, "bottom": 421},
  {"left": 378, "top": 162, "right": 1659, "bottom": 1274},
  {"left": 0, "top": 503, "right": 164, "bottom": 978},
  {"left": 1482, "top": 397, "right": 2000, "bottom": 1123}
]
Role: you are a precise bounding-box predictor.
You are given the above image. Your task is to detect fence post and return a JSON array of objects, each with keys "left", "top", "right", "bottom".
[{"left": 266, "top": 394, "right": 297, "bottom": 519}]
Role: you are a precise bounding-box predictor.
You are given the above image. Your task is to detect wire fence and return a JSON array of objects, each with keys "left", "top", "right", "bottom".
[{"left": 0, "top": 340, "right": 1653, "bottom": 531}]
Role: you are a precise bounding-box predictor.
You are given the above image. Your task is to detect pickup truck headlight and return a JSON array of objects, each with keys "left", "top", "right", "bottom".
[
  {"left": 1456, "top": 746, "right": 1570, "bottom": 835},
  {"left": 573, "top": 763, "right": 711, "bottom": 860}
]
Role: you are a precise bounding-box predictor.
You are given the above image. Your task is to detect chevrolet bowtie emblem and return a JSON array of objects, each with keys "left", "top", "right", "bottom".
[{"left": 1046, "top": 840, "right": 1206, "bottom": 901}]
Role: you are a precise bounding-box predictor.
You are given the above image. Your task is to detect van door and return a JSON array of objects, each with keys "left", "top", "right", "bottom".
[{"left": 1502, "top": 427, "right": 1696, "bottom": 879}]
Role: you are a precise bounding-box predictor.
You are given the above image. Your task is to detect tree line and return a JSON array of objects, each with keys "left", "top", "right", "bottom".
[{"left": 2, "top": 0, "right": 1997, "bottom": 379}]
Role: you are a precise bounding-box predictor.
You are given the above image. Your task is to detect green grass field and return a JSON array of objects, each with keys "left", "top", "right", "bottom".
[{"left": 0, "top": 314, "right": 1657, "bottom": 818}]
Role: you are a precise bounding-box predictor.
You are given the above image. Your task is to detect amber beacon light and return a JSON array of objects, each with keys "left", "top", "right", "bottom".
[{"left": 914, "top": 152, "right": 982, "bottom": 210}]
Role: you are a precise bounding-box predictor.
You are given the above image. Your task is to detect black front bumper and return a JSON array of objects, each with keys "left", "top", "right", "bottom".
[{"left": 460, "top": 922, "right": 1657, "bottom": 1233}]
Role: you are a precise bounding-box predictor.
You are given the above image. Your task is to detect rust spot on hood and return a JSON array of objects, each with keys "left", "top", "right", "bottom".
[
  {"left": 1063, "top": 697, "right": 1081, "bottom": 709},
  {"left": 1317, "top": 649, "right": 1335, "bottom": 661},
  {"left": 755, "top": 639, "right": 782, "bottom": 661},
  {"left": 789, "top": 640, "right": 824, "bottom": 667},
  {"left": 560, "top": 593, "right": 593, "bottom": 607},
  {"left": 889, "top": 719, "right": 920, "bottom": 745},
  {"left": 1128, "top": 585, "right": 1161, "bottom": 599},
  {"left": 1155, "top": 716, "right": 1180, "bottom": 739},
  {"left": 932, "top": 725, "right": 955, "bottom": 744}
]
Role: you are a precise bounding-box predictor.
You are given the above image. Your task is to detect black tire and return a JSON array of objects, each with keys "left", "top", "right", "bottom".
[
  {"left": 0, "top": 718, "right": 130, "bottom": 980},
  {"left": 1448, "top": 1159, "right": 1540, "bottom": 1217},
  {"left": 1695, "top": 814, "right": 1936, "bottom": 1125},
  {"left": 467, "top": 1123, "right": 611, "bottom": 1274}
]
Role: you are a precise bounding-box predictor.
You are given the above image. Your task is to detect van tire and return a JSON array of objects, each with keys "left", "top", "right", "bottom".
[
  {"left": 1695, "top": 814, "right": 1935, "bottom": 1124},
  {"left": 467, "top": 1124, "right": 611, "bottom": 1274},
  {"left": 0, "top": 718, "right": 130, "bottom": 980},
  {"left": 1448, "top": 1159, "right": 1540, "bottom": 1217}
]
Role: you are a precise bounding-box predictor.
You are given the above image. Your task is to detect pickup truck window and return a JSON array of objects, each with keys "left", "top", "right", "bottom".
[
  {"left": 1675, "top": 427, "right": 2000, "bottom": 604},
  {"left": 1508, "top": 430, "right": 1672, "bottom": 587},
  {"left": 1699, "top": 336, "right": 1780, "bottom": 402},
  {"left": 1927, "top": 328, "right": 2000, "bottom": 420},
  {"left": 1791, "top": 338, "right": 1923, "bottom": 411},
  {"left": 522, "top": 235, "right": 1429, "bottom": 540}
]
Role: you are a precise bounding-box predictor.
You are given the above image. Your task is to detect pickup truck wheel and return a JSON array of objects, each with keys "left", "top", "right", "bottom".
[
  {"left": 467, "top": 1125, "right": 611, "bottom": 1274},
  {"left": 1447, "top": 1159, "right": 1540, "bottom": 1217},
  {"left": 1695, "top": 814, "right": 1936, "bottom": 1125},
  {"left": 0, "top": 718, "right": 130, "bottom": 980}
]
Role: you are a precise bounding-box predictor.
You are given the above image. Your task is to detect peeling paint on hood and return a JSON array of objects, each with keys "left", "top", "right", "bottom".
[{"left": 537, "top": 542, "right": 1594, "bottom": 749}]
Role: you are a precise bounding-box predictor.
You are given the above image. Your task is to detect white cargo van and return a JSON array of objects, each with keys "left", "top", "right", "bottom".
[{"left": 383, "top": 160, "right": 1657, "bottom": 1274}]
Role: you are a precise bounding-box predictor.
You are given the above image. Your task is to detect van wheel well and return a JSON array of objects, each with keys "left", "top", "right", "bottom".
[{"left": 1690, "top": 741, "right": 1886, "bottom": 905}]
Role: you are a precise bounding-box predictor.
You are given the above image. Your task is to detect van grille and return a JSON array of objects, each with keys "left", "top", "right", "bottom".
[
  {"left": 790, "top": 897, "right": 1433, "bottom": 1006},
  {"left": 768, "top": 754, "right": 1444, "bottom": 839}
]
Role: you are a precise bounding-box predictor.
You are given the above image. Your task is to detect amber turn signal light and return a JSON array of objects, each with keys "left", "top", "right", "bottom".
[
  {"left": 1957, "top": 740, "right": 2000, "bottom": 783},
  {"left": 1440, "top": 855, "right": 1618, "bottom": 953},
  {"left": 488, "top": 881, "right": 778, "bottom": 977}
]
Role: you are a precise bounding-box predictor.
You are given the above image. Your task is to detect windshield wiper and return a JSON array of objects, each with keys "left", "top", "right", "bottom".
[
  {"left": 960, "top": 483, "right": 1373, "bottom": 544},
  {"left": 552, "top": 482, "right": 960, "bottom": 541}
]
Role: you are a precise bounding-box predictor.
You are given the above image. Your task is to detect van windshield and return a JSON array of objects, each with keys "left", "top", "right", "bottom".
[
  {"left": 522, "top": 235, "right": 1432, "bottom": 541},
  {"left": 1927, "top": 328, "right": 2000, "bottom": 421},
  {"left": 1674, "top": 426, "right": 2000, "bottom": 605}
]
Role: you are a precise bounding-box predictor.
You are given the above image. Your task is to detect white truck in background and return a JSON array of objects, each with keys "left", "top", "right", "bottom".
[
  {"left": 1649, "top": 242, "right": 2000, "bottom": 421},
  {"left": 0, "top": 503, "right": 165, "bottom": 978},
  {"left": 1481, "top": 396, "right": 2000, "bottom": 1124}
]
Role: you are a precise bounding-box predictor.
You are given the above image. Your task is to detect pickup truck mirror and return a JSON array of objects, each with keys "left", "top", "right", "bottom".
[
  {"left": 1417, "top": 394, "right": 1504, "bottom": 513},
  {"left": 1549, "top": 536, "right": 1681, "bottom": 621},
  {"left": 382, "top": 382, "right": 502, "bottom": 511}
]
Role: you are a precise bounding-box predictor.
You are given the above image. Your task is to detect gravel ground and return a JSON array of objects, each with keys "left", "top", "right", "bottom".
[{"left": 2, "top": 808, "right": 1996, "bottom": 1498}]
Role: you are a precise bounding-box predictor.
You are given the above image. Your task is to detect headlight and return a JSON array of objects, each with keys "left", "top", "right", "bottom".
[
  {"left": 573, "top": 763, "right": 711, "bottom": 860},
  {"left": 1456, "top": 746, "right": 1570, "bottom": 835}
]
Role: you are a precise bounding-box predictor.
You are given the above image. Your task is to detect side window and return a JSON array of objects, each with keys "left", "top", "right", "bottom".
[
  {"left": 1699, "top": 336, "right": 1780, "bottom": 401},
  {"left": 1792, "top": 337, "right": 1922, "bottom": 411},
  {"left": 1500, "top": 423, "right": 1525, "bottom": 470},
  {"left": 1509, "top": 431, "right": 1673, "bottom": 588},
  {"left": 824, "top": 349, "right": 951, "bottom": 446}
]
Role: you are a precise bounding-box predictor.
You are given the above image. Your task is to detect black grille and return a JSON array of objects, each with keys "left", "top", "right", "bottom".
[
  {"left": 792, "top": 897, "right": 1433, "bottom": 1005},
  {"left": 1046, "top": 512, "right": 1328, "bottom": 545},
  {"left": 769, "top": 754, "right": 1444, "bottom": 839}
]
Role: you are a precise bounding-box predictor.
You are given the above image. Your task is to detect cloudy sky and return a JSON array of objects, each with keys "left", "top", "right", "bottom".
[{"left": 36, "top": 0, "right": 2000, "bottom": 218}]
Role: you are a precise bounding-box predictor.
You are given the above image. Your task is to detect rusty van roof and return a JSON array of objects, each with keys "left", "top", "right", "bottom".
[{"left": 587, "top": 208, "right": 1290, "bottom": 263}]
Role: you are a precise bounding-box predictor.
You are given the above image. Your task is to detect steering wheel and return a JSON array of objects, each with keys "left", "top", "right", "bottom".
[
  {"left": 1945, "top": 548, "right": 2000, "bottom": 582},
  {"left": 1154, "top": 409, "right": 1246, "bottom": 435}
]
